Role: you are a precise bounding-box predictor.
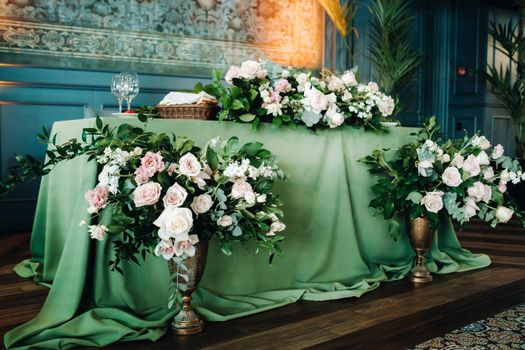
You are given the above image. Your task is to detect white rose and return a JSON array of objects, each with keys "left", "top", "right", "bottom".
[
  {"left": 477, "top": 151, "right": 490, "bottom": 166},
  {"left": 498, "top": 181, "right": 507, "bottom": 193},
  {"left": 378, "top": 96, "right": 395, "bottom": 117},
  {"left": 467, "top": 181, "right": 492, "bottom": 203},
  {"left": 302, "top": 85, "right": 330, "bottom": 114},
  {"left": 439, "top": 153, "right": 451, "bottom": 163},
  {"left": 179, "top": 153, "right": 202, "bottom": 177},
  {"left": 154, "top": 207, "right": 194, "bottom": 240},
  {"left": 341, "top": 70, "right": 357, "bottom": 86},
  {"left": 88, "top": 225, "right": 108, "bottom": 241},
  {"left": 483, "top": 167, "right": 495, "bottom": 182},
  {"left": 472, "top": 135, "right": 491, "bottom": 150},
  {"left": 463, "top": 197, "right": 479, "bottom": 218},
  {"left": 501, "top": 169, "right": 511, "bottom": 181},
  {"left": 270, "top": 221, "right": 286, "bottom": 233},
  {"left": 495, "top": 206, "right": 513, "bottom": 223},
  {"left": 492, "top": 144, "right": 504, "bottom": 159},
  {"left": 295, "top": 73, "right": 309, "bottom": 91},
  {"left": 442, "top": 166, "right": 462, "bottom": 187},
  {"left": 190, "top": 194, "right": 213, "bottom": 214},
  {"left": 244, "top": 191, "right": 256, "bottom": 204},
  {"left": 327, "top": 76, "right": 344, "bottom": 91},
  {"left": 257, "top": 194, "right": 267, "bottom": 203},
  {"left": 463, "top": 155, "right": 481, "bottom": 176},
  {"left": 133, "top": 182, "right": 162, "bottom": 207},
  {"left": 133, "top": 147, "right": 143, "bottom": 156},
  {"left": 163, "top": 183, "right": 188, "bottom": 207},
  {"left": 239, "top": 60, "right": 264, "bottom": 80},
  {"left": 325, "top": 105, "right": 345, "bottom": 128},
  {"left": 368, "top": 82, "right": 379, "bottom": 93},
  {"left": 225, "top": 65, "right": 240, "bottom": 84},
  {"left": 420, "top": 191, "right": 444, "bottom": 213},
  {"left": 451, "top": 153, "right": 464, "bottom": 168},
  {"left": 217, "top": 215, "right": 233, "bottom": 227}
]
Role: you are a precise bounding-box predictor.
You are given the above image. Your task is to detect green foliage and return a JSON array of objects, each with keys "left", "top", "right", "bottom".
[
  {"left": 367, "top": 0, "right": 423, "bottom": 113},
  {"left": 485, "top": 7, "right": 525, "bottom": 156}
]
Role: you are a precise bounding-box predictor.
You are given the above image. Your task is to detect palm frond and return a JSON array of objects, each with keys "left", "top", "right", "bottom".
[{"left": 318, "top": 0, "right": 359, "bottom": 38}]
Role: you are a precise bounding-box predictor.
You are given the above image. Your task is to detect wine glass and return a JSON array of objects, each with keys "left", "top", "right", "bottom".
[
  {"left": 111, "top": 74, "right": 125, "bottom": 113},
  {"left": 121, "top": 72, "right": 139, "bottom": 112}
]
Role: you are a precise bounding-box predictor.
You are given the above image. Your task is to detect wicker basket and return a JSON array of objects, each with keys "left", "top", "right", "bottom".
[{"left": 156, "top": 103, "right": 219, "bottom": 120}]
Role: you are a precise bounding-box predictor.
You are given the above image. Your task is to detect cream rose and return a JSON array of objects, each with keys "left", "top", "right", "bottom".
[
  {"left": 179, "top": 153, "right": 201, "bottom": 177},
  {"left": 217, "top": 215, "right": 233, "bottom": 227},
  {"left": 492, "top": 144, "right": 504, "bottom": 159},
  {"left": 190, "top": 194, "right": 213, "bottom": 214},
  {"left": 463, "top": 197, "right": 479, "bottom": 219},
  {"left": 495, "top": 206, "right": 513, "bottom": 223},
  {"left": 472, "top": 135, "right": 491, "bottom": 150},
  {"left": 88, "top": 225, "right": 108, "bottom": 241},
  {"left": 154, "top": 207, "right": 194, "bottom": 240},
  {"left": 501, "top": 169, "right": 511, "bottom": 181},
  {"left": 442, "top": 166, "right": 462, "bottom": 187},
  {"left": 477, "top": 151, "right": 490, "bottom": 166},
  {"left": 467, "top": 181, "right": 492, "bottom": 203},
  {"left": 133, "top": 182, "right": 162, "bottom": 207},
  {"left": 483, "top": 167, "right": 495, "bottom": 182},
  {"left": 451, "top": 153, "right": 464, "bottom": 168},
  {"left": 420, "top": 191, "right": 444, "bottom": 213},
  {"left": 225, "top": 65, "right": 240, "bottom": 84},
  {"left": 463, "top": 155, "right": 481, "bottom": 176},
  {"left": 163, "top": 183, "right": 188, "bottom": 207},
  {"left": 341, "top": 70, "right": 357, "bottom": 86},
  {"left": 231, "top": 179, "right": 253, "bottom": 199}
]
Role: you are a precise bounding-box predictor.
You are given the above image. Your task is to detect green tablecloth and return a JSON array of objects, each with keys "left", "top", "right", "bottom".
[{"left": 4, "top": 118, "right": 491, "bottom": 349}]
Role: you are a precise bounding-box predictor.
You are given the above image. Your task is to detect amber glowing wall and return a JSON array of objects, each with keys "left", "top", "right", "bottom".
[{"left": 0, "top": 0, "right": 324, "bottom": 76}]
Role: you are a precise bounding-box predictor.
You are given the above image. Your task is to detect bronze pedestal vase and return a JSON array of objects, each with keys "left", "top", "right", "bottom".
[
  {"left": 168, "top": 241, "right": 209, "bottom": 335},
  {"left": 407, "top": 216, "right": 435, "bottom": 283}
]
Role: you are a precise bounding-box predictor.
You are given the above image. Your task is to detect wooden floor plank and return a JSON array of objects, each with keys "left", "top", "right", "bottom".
[{"left": 0, "top": 223, "right": 524, "bottom": 350}]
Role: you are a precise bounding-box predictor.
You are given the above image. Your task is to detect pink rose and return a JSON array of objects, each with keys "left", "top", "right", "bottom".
[
  {"left": 163, "top": 183, "right": 188, "bottom": 207},
  {"left": 274, "top": 79, "right": 291, "bottom": 93},
  {"left": 133, "top": 182, "right": 162, "bottom": 207},
  {"left": 85, "top": 185, "right": 109, "bottom": 212},
  {"left": 134, "top": 166, "right": 153, "bottom": 185},
  {"left": 140, "top": 151, "right": 164, "bottom": 175},
  {"left": 421, "top": 191, "right": 444, "bottom": 213}
]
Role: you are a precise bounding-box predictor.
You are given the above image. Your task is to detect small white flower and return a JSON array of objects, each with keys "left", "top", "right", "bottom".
[
  {"left": 257, "top": 194, "right": 267, "bottom": 203},
  {"left": 133, "top": 147, "right": 143, "bottom": 156},
  {"left": 88, "top": 225, "right": 108, "bottom": 241},
  {"left": 79, "top": 220, "right": 87, "bottom": 227}
]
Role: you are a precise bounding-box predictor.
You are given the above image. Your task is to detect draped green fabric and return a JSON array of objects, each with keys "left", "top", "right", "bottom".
[{"left": 4, "top": 118, "right": 491, "bottom": 350}]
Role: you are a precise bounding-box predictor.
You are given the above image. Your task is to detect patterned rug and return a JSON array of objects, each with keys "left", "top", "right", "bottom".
[{"left": 409, "top": 303, "right": 525, "bottom": 349}]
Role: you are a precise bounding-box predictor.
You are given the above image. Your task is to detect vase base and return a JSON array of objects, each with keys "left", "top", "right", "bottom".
[
  {"left": 172, "top": 321, "right": 204, "bottom": 335},
  {"left": 171, "top": 319, "right": 204, "bottom": 335},
  {"left": 410, "top": 271, "right": 433, "bottom": 283}
]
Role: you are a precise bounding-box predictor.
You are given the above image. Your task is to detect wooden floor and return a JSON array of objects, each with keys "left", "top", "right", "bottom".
[{"left": 1, "top": 220, "right": 524, "bottom": 350}]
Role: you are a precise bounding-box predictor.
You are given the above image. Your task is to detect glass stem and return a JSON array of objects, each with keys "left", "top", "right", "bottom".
[
  {"left": 126, "top": 98, "right": 131, "bottom": 111},
  {"left": 118, "top": 98, "right": 123, "bottom": 113}
]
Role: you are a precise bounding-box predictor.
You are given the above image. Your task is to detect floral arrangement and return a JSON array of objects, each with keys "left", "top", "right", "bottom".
[
  {"left": 199, "top": 60, "right": 396, "bottom": 132},
  {"left": 1, "top": 118, "right": 286, "bottom": 274},
  {"left": 360, "top": 117, "right": 525, "bottom": 238}
]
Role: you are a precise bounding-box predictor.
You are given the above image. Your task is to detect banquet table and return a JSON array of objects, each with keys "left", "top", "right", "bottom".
[{"left": 4, "top": 118, "right": 491, "bottom": 350}]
